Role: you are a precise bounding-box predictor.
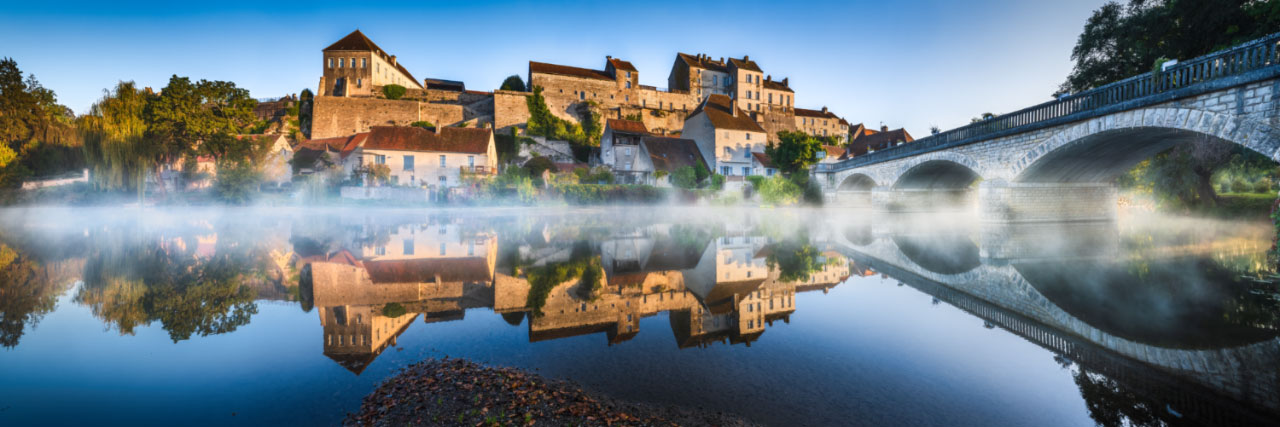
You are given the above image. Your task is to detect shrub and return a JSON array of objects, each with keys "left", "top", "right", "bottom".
[
  {"left": 1231, "top": 179, "right": 1249, "bottom": 193},
  {"left": 1219, "top": 182, "right": 1230, "bottom": 193},
  {"left": 409, "top": 120, "right": 434, "bottom": 130},
  {"left": 708, "top": 174, "right": 725, "bottom": 191},
  {"left": 745, "top": 175, "right": 766, "bottom": 190},
  {"left": 523, "top": 156, "right": 555, "bottom": 178},
  {"left": 214, "top": 159, "right": 262, "bottom": 204},
  {"left": 671, "top": 166, "right": 699, "bottom": 189},
  {"left": 760, "top": 175, "right": 802, "bottom": 205},
  {"left": 1254, "top": 180, "right": 1272, "bottom": 193},
  {"left": 367, "top": 164, "right": 391, "bottom": 186},
  {"left": 553, "top": 184, "right": 667, "bottom": 205},
  {"left": 382, "top": 84, "right": 407, "bottom": 100}
]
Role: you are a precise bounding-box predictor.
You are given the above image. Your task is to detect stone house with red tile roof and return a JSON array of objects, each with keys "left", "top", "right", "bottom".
[
  {"left": 847, "top": 125, "right": 914, "bottom": 157},
  {"left": 795, "top": 107, "right": 851, "bottom": 143},
  {"left": 681, "top": 94, "right": 767, "bottom": 180},
  {"left": 319, "top": 30, "right": 424, "bottom": 97},
  {"left": 350, "top": 126, "right": 497, "bottom": 188}
]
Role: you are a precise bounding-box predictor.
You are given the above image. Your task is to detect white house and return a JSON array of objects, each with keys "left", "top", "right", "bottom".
[
  {"left": 353, "top": 126, "right": 497, "bottom": 188},
  {"left": 681, "top": 94, "right": 767, "bottom": 179}
]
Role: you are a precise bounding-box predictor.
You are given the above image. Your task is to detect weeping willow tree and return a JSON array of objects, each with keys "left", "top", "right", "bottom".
[{"left": 79, "top": 81, "right": 157, "bottom": 198}]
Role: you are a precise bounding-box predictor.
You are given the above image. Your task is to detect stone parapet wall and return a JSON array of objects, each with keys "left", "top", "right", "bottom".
[
  {"left": 978, "top": 182, "right": 1116, "bottom": 223},
  {"left": 312, "top": 96, "right": 465, "bottom": 138}
]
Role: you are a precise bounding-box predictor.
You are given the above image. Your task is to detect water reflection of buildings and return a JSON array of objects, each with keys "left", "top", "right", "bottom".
[{"left": 301, "top": 223, "right": 852, "bottom": 374}]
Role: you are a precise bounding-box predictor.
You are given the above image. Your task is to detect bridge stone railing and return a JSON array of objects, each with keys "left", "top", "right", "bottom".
[{"left": 818, "top": 32, "right": 1280, "bottom": 173}]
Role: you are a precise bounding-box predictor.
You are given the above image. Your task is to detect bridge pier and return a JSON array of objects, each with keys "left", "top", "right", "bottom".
[{"left": 978, "top": 181, "right": 1116, "bottom": 222}]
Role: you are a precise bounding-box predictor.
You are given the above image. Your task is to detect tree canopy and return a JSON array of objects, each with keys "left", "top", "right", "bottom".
[
  {"left": 1061, "top": 0, "right": 1280, "bottom": 94},
  {"left": 0, "top": 58, "right": 82, "bottom": 186},
  {"left": 766, "top": 131, "right": 824, "bottom": 175},
  {"left": 500, "top": 75, "right": 526, "bottom": 92}
]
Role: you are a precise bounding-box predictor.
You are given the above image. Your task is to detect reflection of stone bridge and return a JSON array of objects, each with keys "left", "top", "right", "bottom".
[
  {"left": 830, "top": 220, "right": 1280, "bottom": 422},
  {"left": 818, "top": 34, "right": 1280, "bottom": 221}
]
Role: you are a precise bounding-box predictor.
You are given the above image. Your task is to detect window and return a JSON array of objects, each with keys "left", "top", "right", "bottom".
[
  {"left": 349, "top": 58, "right": 354, "bottom": 68},
  {"left": 439, "top": 176, "right": 447, "bottom": 185},
  {"left": 339, "top": 58, "right": 345, "bottom": 68},
  {"left": 623, "top": 147, "right": 631, "bottom": 156},
  {"left": 375, "top": 246, "right": 386, "bottom": 256},
  {"left": 625, "top": 81, "right": 631, "bottom": 89},
  {"left": 439, "top": 242, "right": 446, "bottom": 256},
  {"left": 375, "top": 155, "right": 386, "bottom": 164},
  {"left": 626, "top": 71, "right": 631, "bottom": 79},
  {"left": 741, "top": 166, "right": 750, "bottom": 176},
  {"left": 468, "top": 156, "right": 475, "bottom": 167},
  {"left": 712, "top": 75, "right": 718, "bottom": 85},
  {"left": 746, "top": 90, "right": 751, "bottom": 99},
  {"left": 360, "top": 58, "right": 366, "bottom": 68},
  {"left": 356, "top": 78, "right": 362, "bottom": 88},
  {"left": 327, "top": 58, "right": 333, "bottom": 68},
  {"left": 579, "top": 91, "right": 585, "bottom": 100},
  {"left": 767, "top": 168, "right": 776, "bottom": 176},
  {"left": 721, "top": 166, "right": 731, "bottom": 175},
  {"left": 439, "top": 155, "right": 446, "bottom": 167},
  {"left": 744, "top": 149, "right": 750, "bottom": 158},
  {"left": 748, "top": 304, "right": 754, "bottom": 312},
  {"left": 403, "top": 155, "right": 414, "bottom": 171},
  {"left": 403, "top": 239, "right": 414, "bottom": 255},
  {"left": 746, "top": 133, "right": 751, "bottom": 140},
  {"left": 769, "top": 93, "right": 773, "bottom": 103}
]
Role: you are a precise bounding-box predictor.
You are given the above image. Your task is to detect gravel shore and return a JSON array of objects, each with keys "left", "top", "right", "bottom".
[{"left": 345, "top": 358, "right": 758, "bottom": 426}]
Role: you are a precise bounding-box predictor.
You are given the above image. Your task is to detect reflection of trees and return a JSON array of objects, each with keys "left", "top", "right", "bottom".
[
  {"left": 525, "top": 242, "right": 602, "bottom": 317},
  {"left": 0, "top": 244, "right": 77, "bottom": 348},
  {"left": 76, "top": 231, "right": 261, "bottom": 342},
  {"left": 766, "top": 237, "right": 825, "bottom": 283},
  {"left": 1073, "top": 369, "right": 1162, "bottom": 427}
]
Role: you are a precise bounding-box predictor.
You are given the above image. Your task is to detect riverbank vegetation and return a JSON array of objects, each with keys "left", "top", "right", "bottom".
[{"left": 1066, "top": 1, "right": 1280, "bottom": 218}]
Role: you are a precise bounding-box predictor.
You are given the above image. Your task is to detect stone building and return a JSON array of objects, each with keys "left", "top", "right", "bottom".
[
  {"left": 681, "top": 94, "right": 768, "bottom": 179},
  {"left": 795, "top": 107, "right": 851, "bottom": 142},
  {"left": 319, "top": 30, "right": 423, "bottom": 97},
  {"left": 351, "top": 126, "right": 497, "bottom": 188},
  {"left": 847, "top": 125, "right": 914, "bottom": 157},
  {"left": 600, "top": 119, "right": 651, "bottom": 182},
  {"left": 525, "top": 56, "right": 699, "bottom": 134}
]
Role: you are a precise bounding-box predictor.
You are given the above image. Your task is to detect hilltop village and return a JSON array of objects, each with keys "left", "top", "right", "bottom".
[{"left": 252, "top": 30, "right": 915, "bottom": 202}]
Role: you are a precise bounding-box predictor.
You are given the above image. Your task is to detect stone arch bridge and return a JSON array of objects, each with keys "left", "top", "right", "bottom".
[
  {"left": 825, "top": 219, "right": 1280, "bottom": 423},
  {"left": 817, "top": 34, "right": 1280, "bottom": 221}
]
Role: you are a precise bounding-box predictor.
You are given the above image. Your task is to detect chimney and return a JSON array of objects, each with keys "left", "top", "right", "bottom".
[
  {"left": 822, "top": 106, "right": 828, "bottom": 114},
  {"left": 782, "top": 77, "right": 788, "bottom": 86},
  {"left": 881, "top": 125, "right": 889, "bottom": 132},
  {"left": 766, "top": 74, "right": 771, "bottom": 81},
  {"left": 743, "top": 55, "right": 749, "bottom": 61},
  {"left": 720, "top": 57, "right": 724, "bottom": 63},
  {"left": 606, "top": 55, "right": 612, "bottom": 60},
  {"left": 390, "top": 55, "right": 397, "bottom": 66}
]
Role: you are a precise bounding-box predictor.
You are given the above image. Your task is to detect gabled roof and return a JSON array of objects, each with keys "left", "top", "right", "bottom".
[
  {"left": 643, "top": 136, "right": 708, "bottom": 173},
  {"left": 795, "top": 107, "right": 840, "bottom": 119},
  {"left": 751, "top": 152, "right": 774, "bottom": 169},
  {"left": 296, "top": 133, "right": 369, "bottom": 159},
  {"left": 323, "top": 30, "right": 420, "bottom": 89},
  {"left": 606, "top": 119, "right": 649, "bottom": 135},
  {"left": 728, "top": 57, "right": 762, "bottom": 73},
  {"left": 606, "top": 57, "right": 637, "bottom": 72},
  {"left": 363, "top": 126, "right": 492, "bottom": 154},
  {"left": 849, "top": 128, "right": 915, "bottom": 156},
  {"left": 676, "top": 53, "right": 729, "bottom": 73},
  {"left": 762, "top": 79, "right": 793, "bottom": 92},
  {"left": 821, "top": 145, "right": 846, "bottom": 160},
  {"left": 529, "top": 61, "right": 613, "bottom": 81},
  {"left": 687, "top": 94, "right": 766, "bottom": 133}
]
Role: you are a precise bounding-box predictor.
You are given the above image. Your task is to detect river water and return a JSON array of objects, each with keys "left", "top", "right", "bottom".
[{"left": 0, "top": 206, "right": 1277, "bottom": 426}]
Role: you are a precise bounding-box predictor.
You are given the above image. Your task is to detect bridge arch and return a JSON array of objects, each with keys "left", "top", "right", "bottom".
[
  {"left": 1010, "top": 108, "right": 1280, "bottom": 183},
  {"left": 837, "top": 173, "right": 876, "bottom": 192},
  {"left": 892, "top": 152, "right": 983, "bottom": 190}
]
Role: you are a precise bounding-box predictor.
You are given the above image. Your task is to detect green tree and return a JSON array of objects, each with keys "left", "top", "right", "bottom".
[
  {"left": 80, "top": 81, "right": 157, "bottom": 195},
  {"left": 499, "top": 75, "right": 526, "bottom": 92},
  {"left": 0, "top": 58, "right": 82, "bottom": 186},
  {"left": 382, "top": 84, "right": 407, "bottom": 100},
  {"left": 767, "top": 131, "right": 823, "bottom": 175},
  {"left": 759, "top": 175, "right": 802, "bottom": 205}
]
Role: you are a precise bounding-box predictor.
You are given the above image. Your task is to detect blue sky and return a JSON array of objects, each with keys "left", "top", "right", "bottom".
[{"left": 1, "top": 0, "right": 1107, "bottom": 134}]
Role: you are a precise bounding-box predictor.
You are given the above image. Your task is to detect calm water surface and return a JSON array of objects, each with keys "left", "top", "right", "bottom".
[{"left": 0, "top": 207, "right": 1277, "bottom": 426}]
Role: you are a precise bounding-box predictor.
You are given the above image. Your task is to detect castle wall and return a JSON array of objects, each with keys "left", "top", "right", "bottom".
[{"left": 311, "top": 96, "right": 465, "bottom": 138}]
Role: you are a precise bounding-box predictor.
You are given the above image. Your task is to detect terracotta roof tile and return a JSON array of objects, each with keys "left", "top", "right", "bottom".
[
  {"left": 728, "top": 57, "right": 762, "bottom": 72},
  {"left": 529, "top": 61, "right": 613, "bottom": 81},
  {"left": 762, "top": 79, "right": 793, "bottom": 92},
  {"left": 849, "top": 128, "right": 914, "bottom": 156},
  {"left": 751, "top": 152, "right": 773, "bottom": 169},
  {"left": 607, "top": 57, "right": 637, "bottom": 72},
  {"left": 606, "top": 119, "right": 649, "bottom": 135},
  {"left": 794, "top": 108, "right": 840, "bottom": 119},
  {"left": 642, "top": 136, "right": 708, "bottom": 173},
  {"left": 687, "top": 94, "right": 766, "bottom": 133},
  {"left": 676, "top": 53, "right": 729, "bottom": 73},
  {"left": 363, "top": 126, "right": 492, "bottom": 154}
]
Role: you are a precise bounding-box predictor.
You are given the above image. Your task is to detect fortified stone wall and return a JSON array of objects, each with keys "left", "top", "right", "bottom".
[
  {"left": 757, "top": 110, "right": 798, "bottom": 142},
  {"left": 493, "top": 90, "right": 531, "bottom": 134},
  {"left": 312, "top": 96, "right": 465, "bottom": 138}
]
